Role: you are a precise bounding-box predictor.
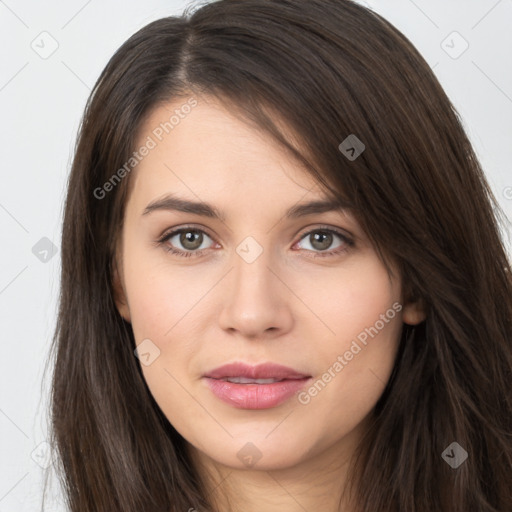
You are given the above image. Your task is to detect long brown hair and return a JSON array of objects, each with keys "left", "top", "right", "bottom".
[{"left": 44, "top": 0, "right": 512, "bottom": 510}]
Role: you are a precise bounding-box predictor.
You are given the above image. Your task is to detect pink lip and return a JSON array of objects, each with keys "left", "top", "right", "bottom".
[
  {"left": 202, "top": 362, "right": 311, "bottom": 409},
  {"left": 203, "top": 362, "right": 309, "bottom": 380}
]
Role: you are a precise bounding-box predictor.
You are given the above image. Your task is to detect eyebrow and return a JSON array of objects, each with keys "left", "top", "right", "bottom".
[{"left": 142, "top": 193, "right": 351, "bottom": 221}]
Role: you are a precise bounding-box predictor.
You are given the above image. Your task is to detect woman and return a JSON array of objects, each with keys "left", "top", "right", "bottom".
[{"left": 46, "top": 0, "right": 512, "bottom": 510}]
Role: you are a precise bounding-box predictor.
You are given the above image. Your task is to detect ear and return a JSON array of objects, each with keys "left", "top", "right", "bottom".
[
  {"left": 402, "top": 297, "right": 426, "bottom": 325},
  {"left": 111, "top": 258, "right": 131, "bottom": 323}
]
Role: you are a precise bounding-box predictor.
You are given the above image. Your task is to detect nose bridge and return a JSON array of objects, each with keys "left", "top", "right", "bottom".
[
  {"left": 217, "top": 235, "right": 293, "bottom": 336},
  {"left": 232, "top": 235, "right": 274, "bottom": 301}
]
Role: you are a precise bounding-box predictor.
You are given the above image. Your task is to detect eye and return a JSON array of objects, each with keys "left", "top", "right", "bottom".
[
  {"left": 157, "top": 225, "right": 354, "bottom": 259},
  {"left": 294, "top": 227, "right": 354, "bottom": 258},
  {"left": 157, "top": 226, "right": 216, "bottom": 258}
]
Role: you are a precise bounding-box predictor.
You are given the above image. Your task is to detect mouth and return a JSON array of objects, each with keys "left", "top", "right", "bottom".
[{"left": 202, "top": 362, "right": 312, "bottom": 409}]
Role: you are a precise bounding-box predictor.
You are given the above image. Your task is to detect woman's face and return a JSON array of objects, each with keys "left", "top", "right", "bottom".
[{"left": 113, "top": 95, "right": 424, "bottom": 472}]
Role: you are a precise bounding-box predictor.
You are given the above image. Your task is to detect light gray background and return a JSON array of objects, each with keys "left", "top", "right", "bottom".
[{"left": 0, "top": 0, "right": 511, "bottom": 510}]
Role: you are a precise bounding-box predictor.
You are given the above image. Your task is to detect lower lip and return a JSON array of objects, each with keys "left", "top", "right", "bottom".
[{"left": 203, "top": 377, "right": 311, "bottom": 409}]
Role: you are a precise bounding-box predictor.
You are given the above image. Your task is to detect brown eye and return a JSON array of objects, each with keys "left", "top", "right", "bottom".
[
  {"left": 159, "top": 227, "right": 215, "bottom": 257},
  {"left": 179, "top": 230, "right": 204, "bottom": 250},
  {"left": 294, "top": 228, "right": 354, "bottom": 258},
  {"left": 309, "top": 231, "right": 333, "bottom": 251}
]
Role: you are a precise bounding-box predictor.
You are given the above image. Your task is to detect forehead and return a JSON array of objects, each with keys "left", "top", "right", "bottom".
[{"left": 129, "top": 95, "right": 328, "bottom": 208}]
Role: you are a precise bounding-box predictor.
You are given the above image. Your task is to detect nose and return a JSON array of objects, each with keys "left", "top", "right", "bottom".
[{"left": 217, "top": 246, "right": 294, "bottom": 339}]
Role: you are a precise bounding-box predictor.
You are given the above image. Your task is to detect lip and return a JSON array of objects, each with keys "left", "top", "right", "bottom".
[
  {"left": 202, "top": 362, "right": 311, "bottom": 409},
  {"left": 203, "top": 362, "right": 310, "bottom": 380}
]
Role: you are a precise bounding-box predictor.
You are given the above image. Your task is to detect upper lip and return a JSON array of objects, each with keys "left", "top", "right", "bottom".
[{"left": 203, "top": 362, "right": 310, "bottom": 380}]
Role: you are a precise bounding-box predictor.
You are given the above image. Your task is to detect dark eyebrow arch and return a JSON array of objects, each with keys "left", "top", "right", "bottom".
[
  {"left": 142, "top": 193, "right": 350, "bottom": 221},
  {"left": 285, "top": 199, "right": 350, "bottom": 218}
]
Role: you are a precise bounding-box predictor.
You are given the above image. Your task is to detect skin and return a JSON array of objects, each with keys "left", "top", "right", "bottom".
[{"left": 113, "top": 94, "right": 426, "bottom": 512}]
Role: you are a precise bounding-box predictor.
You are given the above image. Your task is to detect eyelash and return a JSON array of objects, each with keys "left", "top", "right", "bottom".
[{"left": 156, "top": 225, "right": 355, "bottom": 259}]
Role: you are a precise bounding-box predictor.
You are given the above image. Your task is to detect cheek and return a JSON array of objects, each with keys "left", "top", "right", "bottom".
[
  {"left": 296, "top": 255, "right": 401, "bottom": 358},
  {"left": 122, "top": 247, "right": 212, "bottom": 342},
  {"left": 121, "top": 247, "right": 215, "bottom": 398},
  {"left": 122, "top": 251, "right": 206, "bottom": 423},
  {"left": 295, "top": 257, "right": 402, "bottom": 418}
]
